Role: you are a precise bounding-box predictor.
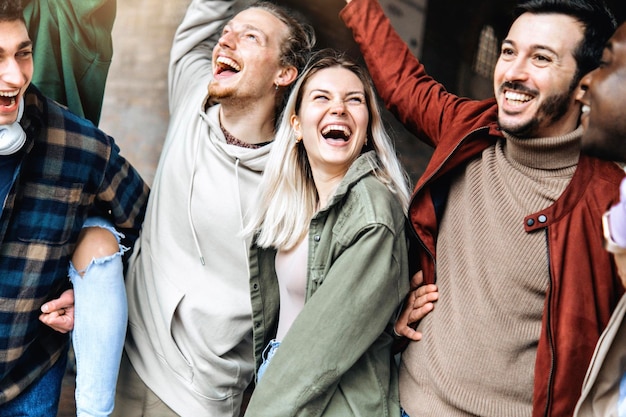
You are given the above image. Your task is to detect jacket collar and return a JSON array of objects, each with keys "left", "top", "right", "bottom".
[
  {"left": 317, "top": 151, "right": 377, "bottom": 215},
  {"left": 524, "top": 155, "right": 620, "bottom": 232}
]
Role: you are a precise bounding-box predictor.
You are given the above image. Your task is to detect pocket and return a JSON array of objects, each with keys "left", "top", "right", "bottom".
[
  {"left": 162, "top": 289, "right": 242, "bottom": 401},
  {"left": 127, "top": 258, "right": 247, "bottom": 401},
  {"left": 16, "top": 181, "right": 82, "bottom": 244},
  {"left": 154, "top": 275, "right": 195, "bottom": 383}
]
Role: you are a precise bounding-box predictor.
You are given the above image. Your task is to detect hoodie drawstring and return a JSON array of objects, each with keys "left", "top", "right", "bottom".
[
  {"left": 188, "top": 112, "right": 207, "bottom": 265},
  {"left": 192, "top": 111, "right": 252, "bottom": 270},
  {"left": 231, "top": 157, "right": 251, "bottom": 277}
]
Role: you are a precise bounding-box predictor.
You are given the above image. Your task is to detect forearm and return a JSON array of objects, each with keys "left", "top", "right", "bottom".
[{"left": 340, "top": 0, "right": 470, "bottom": 146}]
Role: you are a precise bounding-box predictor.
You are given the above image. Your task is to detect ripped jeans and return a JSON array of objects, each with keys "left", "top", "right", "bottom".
[
  {"left": 257, "top": 339, "right": 281, "bottom": 383},
  {"left": 69, "top": 217, "right": 128, "bottom": 417}
]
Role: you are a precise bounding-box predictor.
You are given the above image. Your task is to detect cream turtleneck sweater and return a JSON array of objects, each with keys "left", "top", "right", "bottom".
[{"left": 399, "top": 128, "right": 583, "bottom": 417}]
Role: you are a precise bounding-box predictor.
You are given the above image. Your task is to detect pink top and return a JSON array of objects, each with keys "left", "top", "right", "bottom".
[{"left": 275, "top": 237, "right": 308, "bottom": 340}]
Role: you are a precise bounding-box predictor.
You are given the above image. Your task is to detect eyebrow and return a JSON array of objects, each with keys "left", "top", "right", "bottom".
[
  {"left": 531, "top": 45, "right": 558, "bottom": 57},
  {"left": 309, "top": 88, "right": 366, "bottom": 97},
  {"left": 0, "top": 40, "right": 33, "bottom": 54},
  {"left": 502, "top": 39, "right": 559, "bottom": 57},
  {"left": 224, "top": 22, "right": 268, "bottom": 42},
  {"left": 244, "top": 24, "right": 268, "bottom": 40}
]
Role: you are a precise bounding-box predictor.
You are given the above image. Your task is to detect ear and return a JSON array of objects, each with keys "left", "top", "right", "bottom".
[
  {"left": 290, "top": 114, "right": 302, "bottom": 138},
  {"left": 275, "top": 65, "right": 298, "bottom": 88}
]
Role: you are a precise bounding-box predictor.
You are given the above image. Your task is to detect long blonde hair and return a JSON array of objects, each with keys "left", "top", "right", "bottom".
[{"left": 247, "top": 49, "right": 410, "bottom": 250}]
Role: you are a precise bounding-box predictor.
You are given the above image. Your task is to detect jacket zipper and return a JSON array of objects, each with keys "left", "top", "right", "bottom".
[
  {"left": 408, "top": 125, "right": 493, "bottom": 271},
  {"left": 543, "top": 228, "right": 555, "bottom": 417}
]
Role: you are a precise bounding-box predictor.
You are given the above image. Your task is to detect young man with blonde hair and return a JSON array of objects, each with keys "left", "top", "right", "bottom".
[{"left": 113, "top": 1, "right": 315, "bottom": 415}]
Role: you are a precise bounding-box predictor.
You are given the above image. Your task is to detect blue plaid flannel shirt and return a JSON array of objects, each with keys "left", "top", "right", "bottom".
[{"left": 0, "top": 85, "right": 149, "bottom": 403}]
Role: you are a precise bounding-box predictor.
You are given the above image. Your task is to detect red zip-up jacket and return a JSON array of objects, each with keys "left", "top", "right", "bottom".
[{"left": 341, "top": 1, "right": 624, "bottom": 416}]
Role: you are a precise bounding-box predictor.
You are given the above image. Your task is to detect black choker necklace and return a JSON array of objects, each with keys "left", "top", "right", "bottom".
[{"left": 220, "top": 125, "right": 268, "bottom": 149}]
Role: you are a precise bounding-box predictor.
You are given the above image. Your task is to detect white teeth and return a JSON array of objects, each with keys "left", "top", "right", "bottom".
[
  {"left": 216, "top": 56, "right": 241, "bottom": 71},
  {"left": 0, "top": 91, "right": 17, "bottom": 108},
  {"left": 504, "top": 91, "right": 532, "bottom": 102},
  {"left": 321, "top": 125, "right": 352, "bottom": 137},
  {"left": 581, "top": 104, "right": 590, "bottom": 114}
]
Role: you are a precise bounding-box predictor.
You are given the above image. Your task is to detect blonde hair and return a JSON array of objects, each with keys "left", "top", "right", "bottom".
[{"left": 247, "top": 49, "right": 410, "bottom": 250}]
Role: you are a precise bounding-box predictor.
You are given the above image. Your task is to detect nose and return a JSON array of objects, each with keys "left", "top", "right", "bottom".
[
  {"left": 502, "top": 56, "right": 530, "bottom": 83},
  {"left": 217, "top": 30, "right": 236, "bottom": 50},
  {"left": 329, "top": 99, "right": 347, "bottom": 116},
  {"left": 578, "top": 69, "right": 594, "bottom": 92},
  {"left": 0, "top": 57, "right": 25, "bottom": 86},
  {"left": 576, "top": 70, "right": 595, "bottom": 102}
]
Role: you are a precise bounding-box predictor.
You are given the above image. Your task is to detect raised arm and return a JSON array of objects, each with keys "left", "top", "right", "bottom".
[
  {"left": 339, "top": 0, "right": 494, "bottom": 147},
  {"left": 23, "top": 0, "right": 115, "bottom": 125}
]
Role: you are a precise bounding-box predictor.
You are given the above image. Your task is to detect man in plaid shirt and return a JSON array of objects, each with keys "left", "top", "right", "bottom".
[{"left": 0, "top": 0, "right": 149, "bottom": 414}]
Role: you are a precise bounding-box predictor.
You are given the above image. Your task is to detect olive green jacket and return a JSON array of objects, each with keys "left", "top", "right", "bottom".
[{"left": 246, "top": 152, "right": 410, "bottom": 416}]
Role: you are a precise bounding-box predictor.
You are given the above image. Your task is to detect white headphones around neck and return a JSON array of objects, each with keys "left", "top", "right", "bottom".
[{"left": 0, "top": 97, "right": 26, "bottom": 156}]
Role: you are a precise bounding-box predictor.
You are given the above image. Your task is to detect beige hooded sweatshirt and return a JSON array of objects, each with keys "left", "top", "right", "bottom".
[{"left": 124, "top": 0, "right": 265, "bottom": 415}]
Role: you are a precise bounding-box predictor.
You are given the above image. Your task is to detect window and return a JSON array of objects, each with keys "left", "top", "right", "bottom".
[{"left": 473, "top": 25, "right": 499, "bottom": 79}]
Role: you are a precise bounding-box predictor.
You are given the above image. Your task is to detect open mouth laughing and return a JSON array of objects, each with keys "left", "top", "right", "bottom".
[
  {"left": 321, "top": 124, "right": 352, "bottom": 142},
  {"left": 499, "top": 82, "right": 537, "bottom": 109},
  {"left": 0, "top": 91, "right": 19, "bottom": 109},
  {"left": 215, "top": 56, "right": 241, "bottom": 76},
  {"left": 504, "top": 90, "right": 533, "bottom": 106}
]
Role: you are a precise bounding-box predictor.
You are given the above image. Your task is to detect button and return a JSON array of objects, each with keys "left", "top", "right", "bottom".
[
  {"left": 255, "top": 322, "right": 261, "bottom": 329},
  {"left": 538, "top": 215, "right": 547, "bottom": 223},
  {"left": 313, "top": 235, "right": 320, "bottom": 242},
  {"left": 252, "top": 283, "right": 258, "bottom": 290},
  {"left": 526, "top": 218, "right": 535, "bottom": 226}
]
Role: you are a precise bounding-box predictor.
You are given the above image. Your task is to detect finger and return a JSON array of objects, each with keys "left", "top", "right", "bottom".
[
  {"left": 39, "top": 303, "right": 74, "bottom": 333},
  {"left": 394, "top": 318, "right": 423, "bottom": 341},
  {"left": 39, "top": 311, "right": 73, "bottom": 334},
  {"left": 410, "top": 270, "right": 424, "bottom": 290},
  {"left": 41, "top": 289, "right": 74, "bottom": 313},
  {"left": 39, "top": 313, "right": 67, "bottom": 333},
  {"left": 414, "top": 284, "right": 438, "bottom": 300},
  {"left": 394, "top": 304, "right": 423, "bottom": 341},
  {"left": 394, "top": 280, "right": 437, "bottom": 341},
  {"left": 407, "top": 301, "right": 435, "bottom": 324},
  {"left": 414, "top": 286, "right": 439, "bottom": 308}
]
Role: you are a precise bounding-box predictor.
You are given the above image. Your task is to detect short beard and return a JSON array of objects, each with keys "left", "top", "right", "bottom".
[
  {"left": 208, "top": 79, "right": 232, "bottom": 101},
  {"left": 500, "top": 79, "right": 578, "bottom": 138}
]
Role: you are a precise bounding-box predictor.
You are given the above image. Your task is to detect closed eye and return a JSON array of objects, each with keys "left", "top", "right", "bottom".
[
  {"left": 16, "top": 49, "right": 32, "bottom": 59},
  {"left": 347, "top": 94, "right": 365, "bottom": 104},
  {"left": 313, "top": 94, "right": 330, "bottom": 101}
]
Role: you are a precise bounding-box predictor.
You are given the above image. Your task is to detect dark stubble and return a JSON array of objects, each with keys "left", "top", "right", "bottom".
[{"left": 499, "top": 79, "right": 577, "bottom": 138}]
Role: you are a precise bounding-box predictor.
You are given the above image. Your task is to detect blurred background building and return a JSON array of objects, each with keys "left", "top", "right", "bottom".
[{"left": 100, "top": 0, "right": 626, "bottom": 187}]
